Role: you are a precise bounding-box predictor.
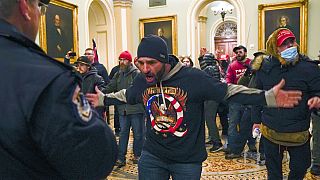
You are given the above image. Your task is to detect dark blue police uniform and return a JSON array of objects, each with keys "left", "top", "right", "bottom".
[{"left": 0, "top": 19, "right": 117, "bottom": 179}]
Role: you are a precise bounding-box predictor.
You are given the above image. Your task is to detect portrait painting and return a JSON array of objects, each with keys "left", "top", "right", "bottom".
[
  {"left": 39, "top": 0, "right": 78, "bottom": 61},
  {"left": 258, "top": 0, "right": 308, "bottom": 53},
  {"left": 149, "top": 0, "right": 166, "bottom": 7},
  {"left": 139, "top": 15, "right": 177, "bottom": 55}
]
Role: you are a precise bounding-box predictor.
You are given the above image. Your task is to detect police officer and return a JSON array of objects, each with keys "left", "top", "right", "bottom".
[{"left": 0, "top": 0, "right": 117, "bottom": 179}]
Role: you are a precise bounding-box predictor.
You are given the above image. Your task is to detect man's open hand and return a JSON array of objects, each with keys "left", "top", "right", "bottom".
[
  {"left": 273, "top": 79, "right": 302, "bottom": 108},
  {"left": 86, "top": 86, "right": 104, "bottom": 108}
]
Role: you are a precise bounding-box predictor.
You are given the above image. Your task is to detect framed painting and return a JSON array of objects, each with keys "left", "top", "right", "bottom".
[
  {"left": 39, "top": 0, "right": 78, "bottom": 62},
  {"left": 139, "top": 15, "right": 177, "bottom": 55},
  {"left": 258, "top": 0, "right": 308, "bottom": 53},
  {"left": 149, "top": 0, "right": 166, "bottom": 7}
]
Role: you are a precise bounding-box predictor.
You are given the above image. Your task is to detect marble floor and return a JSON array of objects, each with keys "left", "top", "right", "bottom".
[
  {"left": 107, "top": 140, "right": 319, "bottom": 180},
  {"left": 106, "top": 110, "right": 320, "bottom": 180}
]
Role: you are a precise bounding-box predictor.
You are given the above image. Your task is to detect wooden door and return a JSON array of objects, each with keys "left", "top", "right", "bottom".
[{"left": 214, "top": 36, "right": 237, "bottom": 59}]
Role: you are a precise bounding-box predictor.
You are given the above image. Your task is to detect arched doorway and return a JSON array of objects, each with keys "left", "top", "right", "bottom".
[
  {"left": 187, "top": 0, "right": 245, "bottom": 61},
  {"left": 86, "top": 0, "right": 116, "bottom": 71},
  {"left": 214, "top": 21, "right": 237, "bottom": 59}
]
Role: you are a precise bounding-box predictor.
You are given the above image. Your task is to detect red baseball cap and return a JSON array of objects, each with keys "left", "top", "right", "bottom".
[
  {"left": 277, "top": 29, "right": 295, "bottom": 46},
  {"left": 119, "top": 51, "right": 132, "bottom": 62},
  {"left": 220, "top": 54, "right": 229, "bottom": 60}
]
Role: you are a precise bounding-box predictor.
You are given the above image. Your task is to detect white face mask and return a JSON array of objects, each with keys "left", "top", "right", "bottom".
[{"left": 280, "top": 46, "right": 298, "bottom": 62}]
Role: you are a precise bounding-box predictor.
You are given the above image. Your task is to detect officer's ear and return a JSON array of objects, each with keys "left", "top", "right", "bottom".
[{"left": 18, "top": 0, "right": 31, "bottom": 21}]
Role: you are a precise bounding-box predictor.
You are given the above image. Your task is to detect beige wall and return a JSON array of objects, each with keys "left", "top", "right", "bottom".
[
  {"left": 243, "top": 0, "right": 320, "bottom": 59},
  {"left": 132, "top": 0, "right": 320, "bottom": 59},
  {"left": 37, "top": 0, "right": 320, "bottom": 66},
  {"left": 37, "top": 0, "right": 117, "bottom": 71}
]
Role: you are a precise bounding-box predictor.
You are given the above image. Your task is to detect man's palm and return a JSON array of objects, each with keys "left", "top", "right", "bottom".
[{"left": 273, "top": 79, "right": 302, "bottom": 108}]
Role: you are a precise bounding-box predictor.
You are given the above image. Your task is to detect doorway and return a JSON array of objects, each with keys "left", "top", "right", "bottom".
[{"left": 214, "top": 21, "right": 237, "bottom": 59}]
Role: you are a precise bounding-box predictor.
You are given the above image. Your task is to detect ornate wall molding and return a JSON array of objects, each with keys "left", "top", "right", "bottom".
[
  {"left": 113, "top": 0, "right": 133, "bottom": 7},
  {"left": 198, "top": 16, "right": 208, "bottom": 23},
  {"left": 215, "top": 21, "right": 237, "bottom": 37}
]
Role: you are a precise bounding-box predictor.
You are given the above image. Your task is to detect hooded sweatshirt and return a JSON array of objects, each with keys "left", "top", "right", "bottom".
[{"left": 125, "top": 58, "right": 271, "bottom": 163}]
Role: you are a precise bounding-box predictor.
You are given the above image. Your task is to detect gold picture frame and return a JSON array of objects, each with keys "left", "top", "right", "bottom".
[
  {"left": 139, "top": 15, "right": 177, "bottom": 55},
  {"left": 39, "top": 0, "right": 78, "bottom": 62},
  {"left": 258, "top": 0, "right": 308, "bottom": 53}
]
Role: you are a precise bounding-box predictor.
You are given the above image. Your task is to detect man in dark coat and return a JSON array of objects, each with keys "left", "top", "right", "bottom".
[
  {"left": 199, "top": 53, "right": 224, "bottom": 152},
  {"left": 84, "top": 48, "right": 110, "bottom": 84},
  {"left": 103, "top": 51, "right": 145, "bottom": 167},
  {"left": 74, "top": 56, "right": 106, "bottom": 94},
  {"left": 47, "top": 14, "right": 71, "bottom": 58},
  {"left": 0, "top": 0, "right": 117, "bottom": 178},
  {"left": 75, "top": 56, "right": 106, "bottom": 119},
  {"left": 251, "top": 28, "right": 320, "bottom": 179}
]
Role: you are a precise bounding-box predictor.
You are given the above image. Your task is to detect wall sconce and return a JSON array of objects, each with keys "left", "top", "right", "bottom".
[{"left": 211, "top": 4, "right": 234, "bottom": 21}]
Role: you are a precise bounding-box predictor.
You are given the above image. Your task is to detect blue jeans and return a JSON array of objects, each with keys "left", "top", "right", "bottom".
[
  {"left": 228, "top": 103, "right": 255, "bottom": 153},
  {"left": 118, "top": 113, "right": 145, "bottom": 162},
  {"left": 138, "top": 150, "right": 202, "bottom": 180}
]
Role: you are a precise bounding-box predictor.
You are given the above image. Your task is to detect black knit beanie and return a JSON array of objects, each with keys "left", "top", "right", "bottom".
[{"left": 137, "top": 34, "right": 169, "bottom": 63}]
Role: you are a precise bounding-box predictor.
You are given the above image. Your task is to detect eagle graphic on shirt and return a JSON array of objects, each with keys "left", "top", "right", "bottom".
[{"left": 143, "top": 87, "right": 188, "bottom": 138}]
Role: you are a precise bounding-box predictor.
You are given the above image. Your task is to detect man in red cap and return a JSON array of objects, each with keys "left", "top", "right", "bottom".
[
  {"left": 103, "top": 50, "right": 145, "bottom": 168},
  {"left": 251, "top": 28, "right": 320, "bottom": 179}
]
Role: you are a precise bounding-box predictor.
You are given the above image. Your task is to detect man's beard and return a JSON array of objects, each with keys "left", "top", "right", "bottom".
[
  {"left": 79, "top": 70, "right": 88, "bottom": 75},
  {"left": 120, "top": 64, "right": 129, "bottom": 71},
  {"left": 155, "top": 64, "right": 166, "bottom": 82},
  {"left": 145, "top": 64, "right": 166, "bottom": 85},
  {"left": 237, "top": 55, "right": 246, "bottom": 61}
]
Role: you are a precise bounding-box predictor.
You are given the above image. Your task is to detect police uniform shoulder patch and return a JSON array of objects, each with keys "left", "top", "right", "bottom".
[{"left": 72, "top": 85, "right": 92, "bottom": 122}]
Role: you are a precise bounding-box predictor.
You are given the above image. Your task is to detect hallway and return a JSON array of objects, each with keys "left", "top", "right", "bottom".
[{"left": 107, "top": 114, "right": 318, "bottom": 180}]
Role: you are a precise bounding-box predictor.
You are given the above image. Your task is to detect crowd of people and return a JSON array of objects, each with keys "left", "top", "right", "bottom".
[{"left": 1, "top": 0, "right": 320, "bottom": 179}]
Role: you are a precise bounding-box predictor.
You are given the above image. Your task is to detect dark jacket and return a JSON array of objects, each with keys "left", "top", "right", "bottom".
[
  {"left": 0, "top": 19, "right": 117, "bottom": 179},
  {"left": 82, "top": 67, "right": 107, "bottom": 118},
  {"left": 47, "top": 24, "right": 72, "bottom": 58},
  {"left": 104, "top": 65, "right": 144, "bottom": 115},
  {"left": 109, "top": 65, "right": 120, "bottom": 79},
  {"left": 251, "top": 54, "right": 320, "bottom": 133},
  {"left": 92, "top": 62, "right": 110, "bottom": 84},
  {"left": 198, "top": 56, "right": 221, "bottom": 80},
  {"left": 81, "top": 67, "right": 106, "bottom": 94}
]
